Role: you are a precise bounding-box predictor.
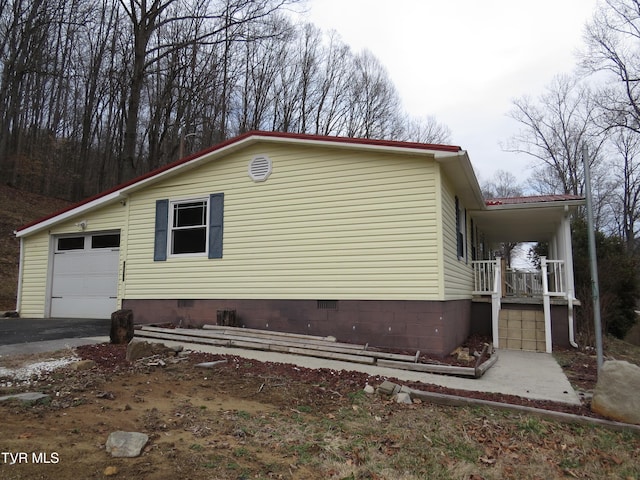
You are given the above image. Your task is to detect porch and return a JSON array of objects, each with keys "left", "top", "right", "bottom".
[
  {"left": 472, "top": 257, "right": 576, "bottom": 353},
  {"left": 469, "top": 195, "right": 584, "bottom": 353}
]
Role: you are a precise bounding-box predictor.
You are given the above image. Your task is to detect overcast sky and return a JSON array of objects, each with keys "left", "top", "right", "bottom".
[{"left": 300, "top": 0, "right": 599, "bottom": 187}]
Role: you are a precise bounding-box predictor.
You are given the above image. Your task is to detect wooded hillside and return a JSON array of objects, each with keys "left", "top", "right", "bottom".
[
  {"left": 0, "top": 185, "right": 70, "bottom": 310},
  {"left": 0, "top": 0, "right": 449, "bottom": 202}
]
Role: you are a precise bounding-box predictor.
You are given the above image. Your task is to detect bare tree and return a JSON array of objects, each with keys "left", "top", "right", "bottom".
[
  {"left": 582, "top": 0, "right": 640, "bottom": 134},
  {"left": 481, "top": 170, "right": 524, "bottom": 199},
  {"left": 399, "top": 115, "right": 452, "bottom": 144},
  {"left": 117, "top": 0, "right": 299, "bottom": 181},
  {"left": 0, "top": 0, "right": 451, "bottom": 201},
  {"left": 604, "top": 128, "right": 640, "bottom": 250},
  {"left": 505, "top": 75, "right": 605, "bottom": 197},
  {"left": 347, "top": 50, "right": 402, "bottom": 139}
]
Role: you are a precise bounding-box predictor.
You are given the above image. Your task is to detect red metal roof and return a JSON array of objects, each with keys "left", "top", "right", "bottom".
[
  {"left": 485, "top": 194, "right": 584, "bottom": 206},
  {"left": 17, "top": 131, "right": 462, "bottom": 233}
]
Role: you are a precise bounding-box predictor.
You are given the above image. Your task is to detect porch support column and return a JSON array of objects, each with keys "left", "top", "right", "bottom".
[
  {"left": 541, "top": 256, "right": 553, "bottom": 353},
  {"left": 560, "top": 208, "right": 576, "bottom": 300},
  {"left": 492, "top": 257, "right": 502, "bottom": 349},
  {"left": 561, "top": 209, "right": 578, "bottom": 348}
]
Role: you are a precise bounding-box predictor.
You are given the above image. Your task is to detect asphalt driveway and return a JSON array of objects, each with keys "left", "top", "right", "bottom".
[{"left": 0, "top": 318, "right": 110, "bottom": 345}]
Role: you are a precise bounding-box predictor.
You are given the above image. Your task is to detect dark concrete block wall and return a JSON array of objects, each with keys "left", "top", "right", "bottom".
[{"left": 122, "top": 298, "right": 472, "bottom": 356}]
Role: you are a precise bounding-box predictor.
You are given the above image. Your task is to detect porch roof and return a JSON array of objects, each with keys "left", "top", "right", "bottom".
[{"left": 471, "top": 195, "right": 584, "bottom": 243}]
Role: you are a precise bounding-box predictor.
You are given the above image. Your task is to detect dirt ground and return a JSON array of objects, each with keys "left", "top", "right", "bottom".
[{"left": 0, "top": 343, "right": 638, "bottom": 480}]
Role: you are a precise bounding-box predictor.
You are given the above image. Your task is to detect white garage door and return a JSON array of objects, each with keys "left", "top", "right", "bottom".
[{"left": 50, "top": 232, "right": 120, "bottom": 318}]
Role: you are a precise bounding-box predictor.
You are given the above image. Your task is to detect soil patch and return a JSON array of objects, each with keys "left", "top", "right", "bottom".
[{"left": 0, "top": 343, "right": 638, "bottom": 479}]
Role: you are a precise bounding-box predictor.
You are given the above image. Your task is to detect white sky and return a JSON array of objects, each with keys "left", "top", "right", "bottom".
[{"left": 300, "top": 0, "right": 599, "bottom": 187}]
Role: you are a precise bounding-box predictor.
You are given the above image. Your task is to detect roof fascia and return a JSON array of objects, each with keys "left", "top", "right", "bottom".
[
  {"left": 435, "top": 150, "right": 486, "bottom": 209},
  {"left": 16, "top": 191, "right": 124, "bottom": 237},
  {"left": 16, "top": 135, "right": 258, "bottom": 238},
  {"left": 16, "top": 132, "right": 461, "bottom": 237},
  {"left": 481, "top": 199, "right": 585, "bottom": 212}
]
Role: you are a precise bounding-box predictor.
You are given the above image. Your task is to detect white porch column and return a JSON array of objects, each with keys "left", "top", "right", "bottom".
[
  {"left": 560, "top": 208, "right": 578, "bottom": 348},
  {"left": 541, "top": 256, "right": 553, "bottom": 353},
  {"left": 492, "top": 257, "right": 501, "bottom": 349}
]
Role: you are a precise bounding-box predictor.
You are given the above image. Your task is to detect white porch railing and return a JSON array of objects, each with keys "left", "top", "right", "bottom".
[
  {"left": 471, "top": 258, "right": 502, "bottom": 349},
  {"left": 544, "top": 259, "right": 566, "bottom": 296},
  {"left": 472, "top": 260, "right": 499, "bottom": 295},
  {"left": 471, "top": 257, "right": 567, "bottom": 353},
  {"left": 504, "top": 270, "right": 543, "bottom": 296}
]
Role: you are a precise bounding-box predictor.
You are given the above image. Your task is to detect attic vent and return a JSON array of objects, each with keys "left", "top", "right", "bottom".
[{"left": 248, "top": 155, "right": 272, "bottom": 182}]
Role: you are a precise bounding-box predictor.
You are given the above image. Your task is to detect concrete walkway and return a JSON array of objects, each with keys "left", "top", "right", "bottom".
[{"left": 0, "top": 335, "right": 581, "bottom": 406}]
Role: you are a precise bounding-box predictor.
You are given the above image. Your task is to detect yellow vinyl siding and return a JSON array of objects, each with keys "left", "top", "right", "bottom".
[
  {"left": 441, "top": 176, "right": 474, "bottom": 299},
  {"left": 123, "top": 144, "right": 442, "bottom": 301},
  {"left": 18, "top": 202, "right": 127, "bottom": 317},
  {"left": 18, "top": 232, "right": 50, "bottom": 317}
]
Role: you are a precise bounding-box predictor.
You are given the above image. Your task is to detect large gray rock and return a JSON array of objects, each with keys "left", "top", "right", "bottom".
[
  {"left": 106, "top": 431, "right": 149, "bottom": 457},
  {"left": 126, "top": 339, "right": 176, "bottom": 362},
  {"left": 591, "top": 360, "right": 640, "bottom": 425}
]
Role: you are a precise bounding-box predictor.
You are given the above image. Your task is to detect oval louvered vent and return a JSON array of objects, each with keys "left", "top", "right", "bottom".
[{"left": 248, "top": 155, "right": 272, "bottom": 182}]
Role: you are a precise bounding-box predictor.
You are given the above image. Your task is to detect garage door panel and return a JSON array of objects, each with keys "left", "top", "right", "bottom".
[
  {"left": 51, "top": 297, "right": 117, "bottom": 319},
  {"left": 50, "top": 233, "right": 119, "bottom": 319},
  {"left": 52, "top": 274, "right": 118, "bottom": 297}
]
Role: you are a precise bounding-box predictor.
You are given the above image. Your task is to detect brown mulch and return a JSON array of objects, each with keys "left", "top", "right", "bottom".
[{"left": 75, "top": 341, "right": 602, "bottom": 420}]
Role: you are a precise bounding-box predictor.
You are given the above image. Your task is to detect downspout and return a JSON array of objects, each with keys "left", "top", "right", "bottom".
[
  {"left": 14, "top": 234, "right": 24, "bottom": 315},
  {"left": 567, "top": 296, "right": 578, "bottom": 348}
]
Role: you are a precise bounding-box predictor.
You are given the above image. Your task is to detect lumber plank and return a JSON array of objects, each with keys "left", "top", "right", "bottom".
[
  {"left": 139, "top": 326, "right": 418, "bottom": 363},
  {"left": 145, "top": 325, "right": 367, "bottom": 351},
  {"left": 135, "top": 329, "right": 377, "bottom": 365},
  {"left": 377, "top": 359, "right": 477, "bottom": 377},
  {"left": 134, "top": 330, "right": 230, "bottom": 347},
  {"left": 202, "top": 324, "right": 332, "bottom": 342},
  {"left": 475, "top": 352, "right": 499, "bottom": 377}
]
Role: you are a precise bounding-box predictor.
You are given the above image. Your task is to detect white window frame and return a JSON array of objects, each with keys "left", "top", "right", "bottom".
[{"left": 168, "top": 197, "right": 209, "bottom": 257}]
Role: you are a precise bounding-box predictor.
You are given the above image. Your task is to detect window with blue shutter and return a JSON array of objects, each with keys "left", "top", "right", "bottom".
[
  {"left": 154, "top": 199, "right": 169, "bottom": 261},
  {"left": 208, "top": 193, "right": 224, "bottom": 259},
  {"left": 154, "top": 193, "right": 224, "bottom": 259}
]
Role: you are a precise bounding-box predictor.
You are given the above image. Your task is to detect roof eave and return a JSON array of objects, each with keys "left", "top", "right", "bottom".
[
  {"left": 435, "top": 150, "right": 486, "bottom": 209},
  {"left": 15, "top": 131, "right": 465, "bottom": 237},
  {"left": 482, "top": 199, "right": 585, "bottom": 211}
]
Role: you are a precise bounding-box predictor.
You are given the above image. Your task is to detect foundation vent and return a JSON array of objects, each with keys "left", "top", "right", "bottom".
[
  {"left": 248, "top": 155, "right": 272, "bottom": 182},
  {"left": 317, "top": 300, "right": 338, "bottom": 310}
]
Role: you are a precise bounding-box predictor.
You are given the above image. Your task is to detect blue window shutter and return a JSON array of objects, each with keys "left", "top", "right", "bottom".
[
  {"left": 208, "top": 193, "right": 224, "bottom": 259},
  {"left": 464, "top": 208, "right": 468, "bottom": 264},
  {"left": 154, "top": 199, "right": 169, "bottom": 261},
  {"left": 455, "top": 196, "right": 463, "bottom": 258}
]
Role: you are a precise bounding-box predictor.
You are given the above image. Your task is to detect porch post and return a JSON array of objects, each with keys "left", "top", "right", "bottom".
[
  {"left": 561, "top": 211, "right": 578, "bottom": 348},
  {"left": 541, "top": 256, "right": 553, "bottom": 353},
  {"left": 492, "top": 257, "right": 502, "bottom": 349}
]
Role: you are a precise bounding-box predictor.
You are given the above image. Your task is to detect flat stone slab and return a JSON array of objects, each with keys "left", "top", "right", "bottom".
[
  {"left": 106, "top": 431, "right": 149, "bottom": 458},
  {"left": 395, "top": 392, "right": 413, "bottom": 404},
  {"left": 0, "top": 392, "right": 50, "bottom": 404},
  {"left": 194, "top": 359, "right": 228, "bottom": 368}
]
